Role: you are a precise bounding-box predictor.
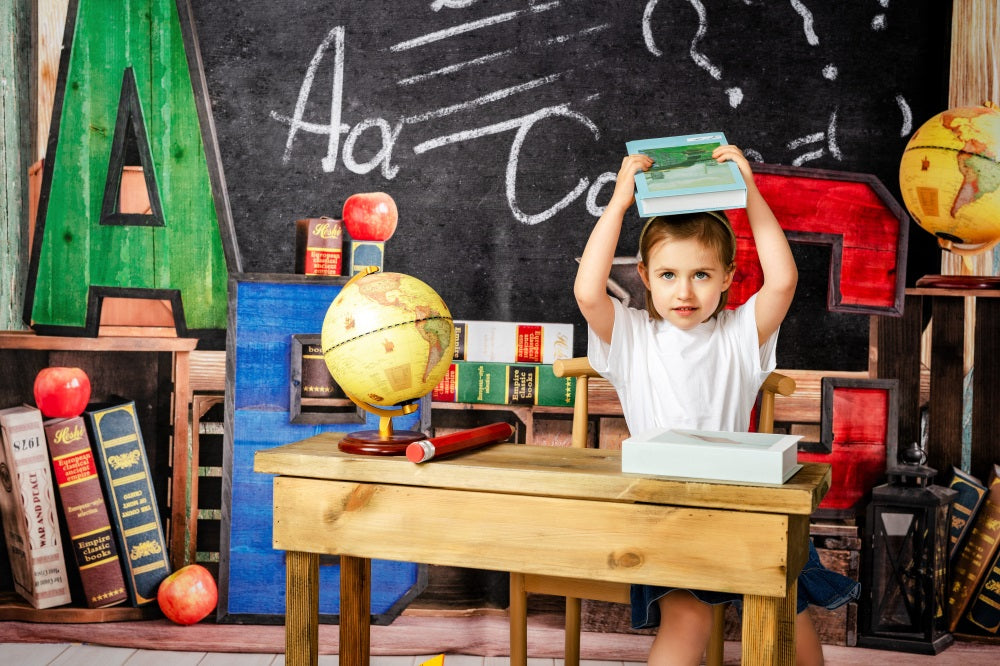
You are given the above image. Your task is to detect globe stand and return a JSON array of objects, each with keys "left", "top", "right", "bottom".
[
  {"left": 337, "top": 393, "right": 425, "bottom": 456},
  {"left": 914, "top": 235, "right": 1000, "bottom": 290},
  {"left": 916, "top": 274, "right": 1000, "bottom": 290}
]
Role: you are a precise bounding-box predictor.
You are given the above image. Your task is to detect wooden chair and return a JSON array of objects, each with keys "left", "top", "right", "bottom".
[{"left": 508, "top": 357, "right": 796, "bottom": 665}]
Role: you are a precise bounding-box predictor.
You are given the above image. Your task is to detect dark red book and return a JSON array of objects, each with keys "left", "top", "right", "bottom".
[{"left": 45, "top": 416, "right": 128, "bottom": 608}]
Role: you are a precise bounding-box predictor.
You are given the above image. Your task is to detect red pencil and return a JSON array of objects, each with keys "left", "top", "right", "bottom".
[{"left": 406, "top": 422, "right": 515, "bottom": 463}]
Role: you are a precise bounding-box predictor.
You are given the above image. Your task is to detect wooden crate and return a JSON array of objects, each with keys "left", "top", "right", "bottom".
[
  {"left": 191, "top": 394, "right": 225, "bottom": 580},
  {"left": 0, "top": 332, "right": 195, "bottom": 622}
]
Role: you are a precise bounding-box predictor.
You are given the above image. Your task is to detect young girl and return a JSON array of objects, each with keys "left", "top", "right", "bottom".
[{"left": 575, "top": 145, "right": 859, "bottom": 666}]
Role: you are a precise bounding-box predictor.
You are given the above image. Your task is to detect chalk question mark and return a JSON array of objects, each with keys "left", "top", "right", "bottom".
[{"left": 642, "top": 0, "right": 743, "bottom": 108}]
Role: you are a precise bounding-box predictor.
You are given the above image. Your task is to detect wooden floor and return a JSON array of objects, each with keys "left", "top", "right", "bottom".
[
  {"left": 0, "top": 643, "right": 640, "bottom": 665},
  {"left": 1, "top": 613, "right": 998, "bottom": 665},
  {"left": 2, "top": 640, "right": 1000, "bottom": 665}
]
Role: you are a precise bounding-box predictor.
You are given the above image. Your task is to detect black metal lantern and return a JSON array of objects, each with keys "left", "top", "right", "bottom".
[{"left": 859, "top": 449, "right": 958, "bottom": 654}]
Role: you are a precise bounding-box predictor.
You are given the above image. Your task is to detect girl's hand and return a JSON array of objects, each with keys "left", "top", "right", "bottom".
[
  {"left": 712, "top": 144, "right": 753, "bottom": 182},
  {"left": 607, "top": 153, "right": 655, "bottom": 211}
]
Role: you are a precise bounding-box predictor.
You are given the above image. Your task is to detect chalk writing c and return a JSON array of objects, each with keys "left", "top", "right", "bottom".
[{"left": 506, "top": 106, "right": 601, "bottom": 225}]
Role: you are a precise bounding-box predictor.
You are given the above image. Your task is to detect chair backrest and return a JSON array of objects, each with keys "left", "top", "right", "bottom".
[{"left": 552, "top": 357, "right": 796, "bottom": 448}]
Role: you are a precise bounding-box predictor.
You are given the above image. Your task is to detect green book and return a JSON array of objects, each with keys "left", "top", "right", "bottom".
[
  {"left": 625, "top": 132, "right": 747, "bottom": 217},
  {"left": 432, "top": 362, "right": 575, "bottom": 408}
]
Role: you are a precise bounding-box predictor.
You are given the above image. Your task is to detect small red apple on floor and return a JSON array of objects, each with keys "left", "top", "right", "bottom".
[
  {"left": 342, "top": 191, "right": 398, "bottom": 241},
  {"left": 33, "top": 367, "right": 91, "bottom": 418},
  {"left": 157, "top": 564, "right": 218, "bottom": 625}
]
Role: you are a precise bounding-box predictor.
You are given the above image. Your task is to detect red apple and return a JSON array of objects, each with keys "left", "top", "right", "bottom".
[
  {"left": 342, "top": 192, "right": 398, "bottom": 241},
  {"left": 33, "top": 367, "right": 91, "bottom": 418},
  {"left": 157, "top": 564, "right": 218, "bottom": 625}
]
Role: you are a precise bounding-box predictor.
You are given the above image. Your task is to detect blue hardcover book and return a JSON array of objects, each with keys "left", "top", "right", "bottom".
[
  {"left": 947, "top": 466, "right": 988, "bottom": 562},
  {"left": 625, "top": 132, "right": 747, "bottom": 217},
  {"left": 85, "top": 401, "right": 171, "bottom": 606}
]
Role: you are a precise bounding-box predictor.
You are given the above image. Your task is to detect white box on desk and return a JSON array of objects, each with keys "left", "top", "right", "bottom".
[{"left": 621, "top": 428, "right": 802, "bottom": 485}]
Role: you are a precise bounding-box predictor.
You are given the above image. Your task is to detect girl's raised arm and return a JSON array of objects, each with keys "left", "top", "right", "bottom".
[
  {"left": 575, "top": 154, "right": 653, "bottom": 344},
  {"left": 713, "top": 145, "right": 798, "bottom": 345}
]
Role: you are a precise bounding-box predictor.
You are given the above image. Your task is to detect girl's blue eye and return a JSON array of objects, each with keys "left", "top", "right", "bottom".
[
  {"left": 659, "top": 271, "right": 674, "bottom": 280},
  {"left": 695, "top": 271, "right": 709, "bottom": 280}
]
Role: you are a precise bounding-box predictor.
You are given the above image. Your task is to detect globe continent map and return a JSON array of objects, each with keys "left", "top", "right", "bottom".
[
  {"left": 321, "top": 271, "right": 455, "bottom": 407},
  {"left": 899, "top": 104, "right": 1000, "bottom": 253}
]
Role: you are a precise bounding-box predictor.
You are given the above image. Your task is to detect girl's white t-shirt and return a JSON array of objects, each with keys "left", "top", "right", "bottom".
[{"left": 587, "top": 294, "right": 778, "bottom": 437}]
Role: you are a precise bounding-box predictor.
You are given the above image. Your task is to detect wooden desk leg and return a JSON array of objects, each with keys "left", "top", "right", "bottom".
[
  {"left": 706, "top": 604, "right": 726, "bottom": 666},
  {"left": 565, "top": 595, "right": 582, "bottom": 665},
  {"left": 509, "top": 572, "right": 528, "bottom": 666},
  {"left": 286, "top": 550, "right": 319, "bottom": 666},
  {"left": 741, "top": 581, "right": 796, "bottom": 666},
  {"left": 340, "top": 555, "right": 371, "bottom": 666}
]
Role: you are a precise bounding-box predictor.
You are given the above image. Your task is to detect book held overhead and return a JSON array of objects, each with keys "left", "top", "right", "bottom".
[{"left": 626, "top": 132, "right": 747, "bottom": 217}]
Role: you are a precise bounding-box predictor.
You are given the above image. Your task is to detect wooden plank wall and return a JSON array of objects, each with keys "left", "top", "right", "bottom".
[
  {"left": 943, "top": 0, "right": 999, "bottom": 354},
  {"left": 0, "top": 0, "right": 32, "bottom": 331},
  {"left": 941, "top": 0, "right": 999, "bottom": 467},
  {"left": 946, "top": 0, "right": 1000, "bottom": 290},
  {"left": 36, "top": 0, "right": 70, "bottom": 163}
]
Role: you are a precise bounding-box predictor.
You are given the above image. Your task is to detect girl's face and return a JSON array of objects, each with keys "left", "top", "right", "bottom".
[{"left": 638, "top": 235, "right": 734, "bottom": 330}]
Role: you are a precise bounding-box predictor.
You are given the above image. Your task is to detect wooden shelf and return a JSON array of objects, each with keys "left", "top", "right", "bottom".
[
  {"left": 0, "top": 331, "right": 197, "bottom": 352},
  {"left": 0, "top": 592, "right": 160, "bottom": 623},
  {"left": 905, "top": 287, "right": 1000, "bottom": 298}
]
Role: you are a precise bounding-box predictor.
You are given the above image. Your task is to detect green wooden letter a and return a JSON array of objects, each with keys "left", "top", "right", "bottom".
[{"left": 24, "top": 0, "right": 239, "bottom": 343}]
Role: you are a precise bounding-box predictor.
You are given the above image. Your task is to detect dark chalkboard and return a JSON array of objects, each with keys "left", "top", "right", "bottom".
[{"left": 188, "top": 0, "right": 950, "bottom": 369}]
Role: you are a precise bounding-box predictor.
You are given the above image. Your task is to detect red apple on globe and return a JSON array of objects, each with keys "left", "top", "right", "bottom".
[
  {"left": 157, "top": 564, "right": 218, "bottom": 625},
  {"left": 33, "top": 367, "right": 91, "bottom": 418},
  {"left": 342, "top": 192, "right": 398, "bottom": 241}
]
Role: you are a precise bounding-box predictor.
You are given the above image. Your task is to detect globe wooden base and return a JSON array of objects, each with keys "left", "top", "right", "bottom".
[
  {"left": 337, "top": 429, "right": 425, "bottom": 456},
  {"left": 916, "top": 274, "right": 1000, "bottom": 290}
]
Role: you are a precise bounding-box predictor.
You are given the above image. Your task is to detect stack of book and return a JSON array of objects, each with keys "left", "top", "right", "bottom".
[
  {"left": 0, "top": 399, "right": 171, "bottom": 610},
  {"left": 946, "top": 464, "right": 1000, "bottom": 635},
  {"left": 432, "top": 320, "right": 576, "bottom": 407}
]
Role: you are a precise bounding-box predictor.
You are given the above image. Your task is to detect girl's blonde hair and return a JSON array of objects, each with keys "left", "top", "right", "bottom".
[{"left": 638, "top": 211, "right": 737, "bottom": 320}]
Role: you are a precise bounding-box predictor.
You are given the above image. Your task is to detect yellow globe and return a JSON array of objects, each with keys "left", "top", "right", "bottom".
[
  {"left": 899, "top": 103, "right": 1000, "bottom": 255},
  {"left": 321, "top": 271, "right": 454, "bottom": 408}
]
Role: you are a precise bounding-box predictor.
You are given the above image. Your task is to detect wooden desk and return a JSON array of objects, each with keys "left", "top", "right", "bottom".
[{"left": 255, "top": 435, "right": 830, "bottom": 665}]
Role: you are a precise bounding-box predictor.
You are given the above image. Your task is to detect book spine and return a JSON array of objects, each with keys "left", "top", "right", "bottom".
[
  {"left": 452, "top": 321, "right": 573, "bottom": 364},
  {"left": 948, "top": 466, "right": 988, "bottom": 561},
  {"left": 45, "top": 416, "right": 128, "bottom": 609},
  {"left": 964, "top": 464, "right": 1000, "bottom": 634},
  {"left": 965, "top": 547, "right": 1000, "bottom": 634},
  {"left": 431, "top": 362, "right": 575, "bottom": 407},
  {"left": 86, "top": 401, "right": 171, "bottom": 606},
  {"left": 0, "top": 406, "right": 72, "bottom": 609},
  {"left": 295, "top": 217, "right": 343, "bottom": 276},
  {"left": 299, "top": 340, "right": 348, "bottom": 399},
  {"left": 948, "top": 479, "right": 1000, "bottom": 631}
]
